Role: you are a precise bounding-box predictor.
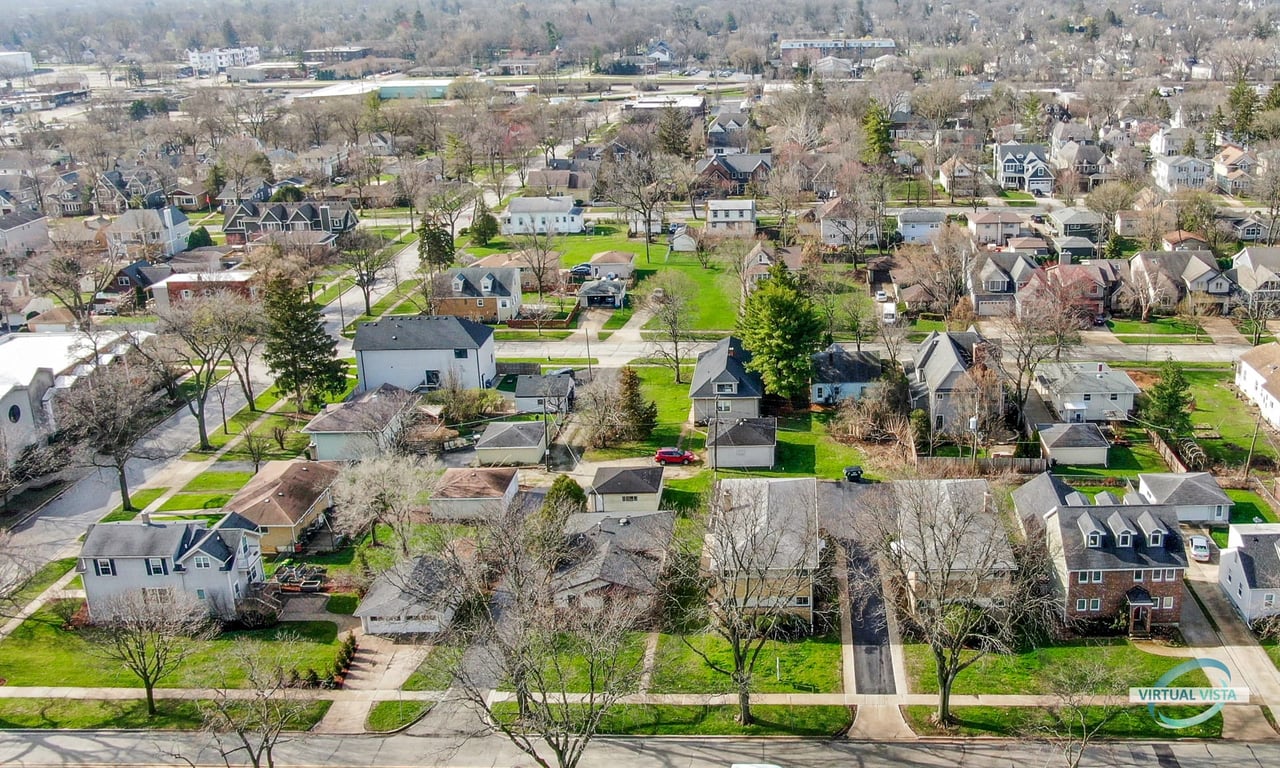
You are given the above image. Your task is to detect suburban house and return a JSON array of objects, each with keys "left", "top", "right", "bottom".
[
  {"left": 440, "top": 267, "right": 522, "bottom": 322},
  {"left": 1047, "top": 207, "right": 1104, "bottom": 242},
  {"left": 578, "top": 279, "right": 627, "bottom": 308},
  {"left": 1129, "top": 250, "right": 1233, "bottom": 313},
  {"left": 1231, "top": 247, "right": 1280, "bottom": 304},
  {"left": 708, "top": 416, "right": 777, "bottom": 469},
  {"left": 895, "top": 208, "right": 946, "bottom": 244},
  {"left": 1033, "top": 362, "right": 1140, "bottom": 422},
  {"left": 301, "top": 383, "right": 415, "bottom": 461},
  {"left": 472, "top": 250, "right": 563, "bottom": 292},
  {"left": 1222, "top": 214, "right": 1268, "bottom": 243},
  {"left": 1161, "top": 230, "right": 1211, "bottom": 251},
  {"left": 968, "top": 211, "right": 1025, "bottom": 245},
  {"left": 1052, "top": 141, "right": 1109, "bottom": 190},
  {"left": 78, "top": 512, "right": 265, "bottom": 621},
  {"left": 669, "top": 224, "right": 699, "bottom": 252},
  {"left": 352, "top": 316, "right": 496, "bottom": 392},
  {"left": 1038, "top": 422, "right": 1111, "bottom": 466},
  {"left": 993, "top": 142, "right": 1054, "bottom": 195},
  {"left": 25, "top": 307, "right": 78, "bottom": 333},
  {"left": 501, "top": 196, "right": 585, "bottom": 235},
  {"left": 1008, "top": 237, "right": 1051, "bottom": 255},
  {"left": 105, "top": 206, "right": 191, "bottom": 259},
  {"left": 216, "top": 177, "right": 274, "bottom": 209},
  {"left": 707, "top": 110, "right": 750, "bottom": 151},
  {"left": 514, "top": 374, "right": 575, "bottom": 414},
  {"left": 45, "top": 171, "right": 92, "bottom": 217},
  {"left": 150, "top": 271, "right": 259, "bottom": 313},
  {"left": 705, "top": 478, "right": 820, "bottom": 623},
  {"left": 1238, "top": 342, "right": 1280, "bottom": 430},
  {"left": 695, "top": 153, "right": 772, "bottom": 195},
  {"left": 937, "top": 156, "right": 980, "bottom": 194},
  {"left": 689, "top": 336, "right": 765, "bottom": 424},
  {"left": 811, "top": 344, "right": 881, "bottom": 405},
  {"left": 911, "top": 329, "right": 1001, "bottom": 431},
  {"left": 1213, "top": 145, "right": 1257, "bottom": 195},
  {"left": 355, "top": 555, "right": 456, "bottom": 635},
  {"left": 1014, "top": 472, "right": 1186, "bottom": 635},
  {"left": 1129, "top": 472, "right": 1233, "bottom": 524},
  {"left": 742, "top": 242, "right": 804, "bottom": 295},
  {"left": 816, "top": 197, "right": 878, "bottom": 249},
  {"left": 222, "top": 461, "right": 340, "bottom": 555},
  {"left": 0, "top": 274, "right": 54, "bottom": 330},
  {"left": 95, "top": 167, "right": 167, "bottom": 214},
  {"left": 474, "top": 422, "right": 546, "bottom": 466},
  {"left": 1149, "top": 126, "right": 1206, "bottom": 157},
  {"left": 553, "top": 512, "right": 674, "bottom": 611},
  {"left": 588, "top": 466, "right": 664, "bottom": 513},
  {"left": 587, "top": 250, "right": 637, "bottom": 282},
  {"left": 970, "top": 251, "right": 1038, "bottom": 316},
  {"left": 430, "top": 467, "right": 519, "bottom": 520},
  {"left": 0, "top": 210, "right": 48, "bottom": 259},
  {"left": 221, "top": 201, "right": 359, "bottom": 245},
  {"left": 1152, "top": 155, "right": 1212, "bottom": 193},
  {"left": 705, "top": 199, "right": 757, "bottom": 237},
  {"left": 167, "top": 185, "right": 208, "bottom": 212},
  {"left": 1219, "top": 524, "right": 1280, "bottom": 622}
]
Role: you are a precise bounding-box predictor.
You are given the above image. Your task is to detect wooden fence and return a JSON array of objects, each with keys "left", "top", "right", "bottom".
[
  {"left": 915, "top": 456, "right": 1049, "bottom": 475},
  {"left": 1145, "top": 429, "right": 1189, "bottom": 473},
  {"left": 496, "top": 362, "right": 541, "bottom": 376},
  {"left": 506, "top": 305, "right": 581, "bottom": 330}
]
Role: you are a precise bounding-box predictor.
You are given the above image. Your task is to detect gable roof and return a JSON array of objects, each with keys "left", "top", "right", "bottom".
[
  {"left": 711, "top": 478, "right": 818, "bottom": 571},
  {"left": 0, "top": 209, "right": 45, "bottom": 230},
  {"left": 590, "top": 466, "right": 664, "bottom": 496},
  {"left": 514, "top": 374, "right": 574, "bottom": 399},
  {"left": 446, "top": 267, "right": 519, "bottom": 298},
  {"left": 708, "top": 416, "right": 777, "bottom": 448},
  {"left": 302, "top": 383, "right": 412, "bottom": 435},
  {"left": 475, "top": 421, "right": 545, "bottom": 449},
  {"left": 1039, "top": 422, "right": 1110, "bottom": 449},
  {"left": 224, "top": 461, "right": 341, "bottom": 528},
  {"left": 689, "top": 336, "right": 764, "bottom": 399},
  {"left": 507, "top": 195, "right": 579, "bottom": 215},
  {"left": 553, "top": 513, "right": 673, "bottom": 596},
  {"left": 353, "top": 555, "right": 453, "bottom": 619},
  {"left": 1047, "top": 502, "right": 1186, "bottom": 571},
  {"left": 1227, "top": 525, "right": 1280, "bottom": 590},
  {"left": 1138, "top": 472, "right": 1231, "bottom": 507},
  {"left": 1240, "top": 343, "right": 1280, "bottom": 401},
  {"left": 811, "top": 344, "right": 881, "bottom": 385},
  {"left": 1035, "top": 362, "right": 1140, "bottom": 396},
  {"left": 352, "top": 316, "right": 493, "bottom": 351},
  {"left": 434, "top": 467, "right": 518, "bottom": 499},
  {"left": 913, "top": 330, "right": 992, "bottom": 393}
]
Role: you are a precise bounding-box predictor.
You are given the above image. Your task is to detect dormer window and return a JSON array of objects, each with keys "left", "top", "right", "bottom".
[
  {"left": 716, "top": 383, "right": 736, "bottom": 395},
  {"left": 1088, "top": 533, "right": 1100, "bottom": 547},
  {"left": 481, "top": 276, "right": 494, "bottom": 293},
  {"left": 1118, "top": 533, "right": 1131, "bottom": 548},
  {"left": 452, "top": 278, "right": 464, "bottom": 293},
  {"left": 1149, "top": 531, "right": 1163, "bottom": 547}
]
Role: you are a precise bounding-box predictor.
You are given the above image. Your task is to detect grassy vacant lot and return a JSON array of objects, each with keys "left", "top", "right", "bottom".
[
  {"left": 903, "top": 640, "right": 1209, "bottom": 695},
  {"left": 0, "top": 605, "right": 342, "bottom": 689},
  {"left": 493, "top": 702, "right": 852, "bottom": 737},
  {"left": 584, "top": 365, "right": 695, "bottom": 462},
  {"left": 649, "top": 632, "right": 843, "bottom": 694},
  {"left": 638, "top": 252, "right": 738, "bottom": 331},
  {"left": 902, "top": 705, "right": 1221, "bottom": 739},
  {"left": 101, "top": 488, "right": 169, "bottom": 522},
  {"left": 366, "top": 700, "right": 432, "bottom": 732},
  {"left": 1184, "top": 369, "right": 1280, "bottom": 469}
]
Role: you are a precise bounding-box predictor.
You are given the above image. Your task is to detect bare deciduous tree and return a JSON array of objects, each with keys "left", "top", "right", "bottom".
[
  {"left": 337, "top": 230, "right": 396, "bottom": 316},
  {"left": 26, "top": 240, "right": 122, "bottom": 330},
  {"left": 512, "top": 230, "right": 561, "bottom": 305},
  {"left": 331, "top": 454, "right": 441, "bottom": 555},
  {"left": 597, "top": 151, "right": 670, "bottom": 263},
  {"left": 419, "top": 180, "right": 478, "bottom": 239},
  {"left": 645, "top": 270, "right": 697, "bottom": 384},
  {"left": 1024, "top": 660, "right": 1127, "bottom": 768},
  {"left": 573, "top": 370, "right": 627, "bottom": 449},
  {"left": 899, "top": 226, "right": 975, "bottom": 320}
]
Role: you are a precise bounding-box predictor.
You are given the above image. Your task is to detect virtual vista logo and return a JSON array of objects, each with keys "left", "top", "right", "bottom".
[{"left": 1129, "top": 658, "right": 1250, "bottom": 728}]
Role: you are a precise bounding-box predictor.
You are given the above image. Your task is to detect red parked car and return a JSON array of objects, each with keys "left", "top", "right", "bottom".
[{"left": 654, "top": 447, "right": 696, "bottom": 465}]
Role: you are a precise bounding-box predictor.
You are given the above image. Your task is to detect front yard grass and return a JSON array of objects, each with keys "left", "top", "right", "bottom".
[
  {"left": 401, "top": 645, "right": 465, "bottom": 691},
  {"left": 101, "top": 488, "right": 169, "bottom": 522},
  {"left": 903, "top": 640, "right": 1209, "bottom": 695},
  {"left": 649, "top": 632, "right": 843, "bottom": 694},
  {"left": 0, "top": 698, "right": 331, "bottom": 731},
  {"left": 157, "top": 492, "right": 233, "bottom": 512},
  {"left": 366, "top": 700, "right": 432, "bottom": 732},
  {"left": 1107, "top": 317, "right": 1203, "bottom": 335},
  {"left": 493, "top": 702, "right": 852, "bottom": 737},
  {"left": 637, "top": 252, "right": 738, "bottom": 331},
  {"left": 179, "top": 471, "right": 254, "bottom": 493},
  {"left": 0, "top": 605, "right": 343, "bottom": 689},
  {"left": 901, "top": 704, "right": 1221, "bottom": 739},
  {"left": 8, "top": 557, "right": 77, "bottom": 606}
]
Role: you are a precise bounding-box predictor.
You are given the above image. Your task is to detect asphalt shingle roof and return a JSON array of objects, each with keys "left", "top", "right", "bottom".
[
  {"left": 352, "top": 316, "right": 493, "bottom": 351},
  {"left": 708, "top": 417, "right": 777, "bottom": 448},
  {"left": 590, "top": 466, "right": 664, "bottom": 496},
  {"left": 476, "top": 421, "right": 545, "bottom": 449},
  {"left": 689, "top": 336, "right": 764, "bottom": 400},
  {"left": 1138, "top": 472, "right": 1232, "bottom": 507}
]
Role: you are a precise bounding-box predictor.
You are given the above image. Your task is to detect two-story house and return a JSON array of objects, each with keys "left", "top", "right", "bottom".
[
  {"left": 741, "top": 241, "right": 804, "bottom": 296},
  {"left": 1129, "top": 250, "right": 1234, "bottom": 313},
  {"left": 1148, "top": 127, "right": 1206, "bottom": 158},
  {"left": 705, "top": 199, "right": 757, "bottom": 237},
  {"left": 993, "top": 142, "right": 1054, "bottom": 195},
  {"left": 707, "top": 110, "right": 751, "bottom": 151},
  {"left": 695, "top": 153, "right": 772, "bottom": 195},
  {"left": 96, "top": 167, "right": 167, "bottom": 214},
  {"left": 78, "top": 512, "right": 265, "bottom": 620},
  {"left": 1213, "top": 145, "right": 1257, "bottom": 196},
  {"left": 222, "top": 201, "right": 359, "bottom": 245},
  {"left": 817, "top": 197, "right": 878, "bottom": 249},
  {"left": 0, "top": 209, "right": 48, "bottom": 260},
  {"left": 1220, "top": 524, "right": 1280, "bottom": 622},
  {"left": 1014, "top": 472, "right": 1186, "bottom": 636},
  {"left": 1233, "top": 246, "right": 1280, "bottom": 304},
  {"left": 216, "top": 176, "right": 274, "bottom": 210},
  {"left": 1236, "top": 342, "right": 1280, "bottom": 430},
  {"left": 353, "top": 315, "right": 497, "bottom": 392},
  {"left": 106, "top": 207, "right": 191, "bottom": 260},
  {"left": 911, "top": 329, "right": 1001, "bottom": 431},
  {"left": 439, "top": 267, "right": 522, "bottom": 322},
  {"left": 969, "top": 251, "right": 1038, "bottom": 316},
  {"left": 1047, "top": 207, "right": 1104, "bottom": 243},
  {"left": 501, "top": 196, "right": 585, "bottom": 235},
  {"left": 1152, "top": 155, "right": 1212, "bottom": 193},
  {"left": 967, "top": 211, "right": 1025, "bottom": 245},
  {"left": 1033, "top": 361, "right": 1140, "bottom": 422},
  {"left": 1052, "top": 141, "right": 1109, "bottom": 191},
  {"left": 937, "top": 155, "right": 981, "bottom": 196},
  {"left": 689, "top": 336, "right": 764, "bottom": 424},
  {"left": 896, "top": 208, "right": 947, "bottom": 244}
]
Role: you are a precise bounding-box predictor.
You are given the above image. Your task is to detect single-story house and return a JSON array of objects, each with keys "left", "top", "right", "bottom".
[
  {"left": 354, "top": 555, "right": 456, "bottom": 635},
  {"left": 222, "top": 461, "right": 341, "bottom": 555},
  {"left": 430, "top": 467, "right": 520, "bottom": 520},
  {"left": 514, "top": 374, "right": 575, "bottom": 414},
  {"left": 588, "top": 466, "right": 664, "bottom": 513},
  {"left": 1129, "top": 472, "right": 1233, "bottom": 524},
  {"left": 578, "top": 279, "right": 627, "bottom": 308},
  {"left": 587, "top": 251, "right": 638, "bottom": 282},
  {"left": 552, "top": 512, "right": 674, "bottom": 611},
  {"left": 708, "top": 417, "right": 777, "bottom": 469},
  {"left": 301, "top": 383, "right": 415, "bottom": 461},
  {"left": 1038, "top": 422, "right": 1110, "bottom": 466},
  {"left": 1219, "top": 524, "right": 1280, "bottom": 622},
  {"left": 474, "top": 422, "right": 547, "bottom": 466},
  {"left": 811, "top": 344, "right": 881, "bottom": 405}
]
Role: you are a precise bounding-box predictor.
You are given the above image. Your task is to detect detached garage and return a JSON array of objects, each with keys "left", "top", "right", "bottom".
[
  {"left": 354, "top": 556, "right": 456, "bottom": 636},
  {"left": 475, "top": 421, "right": 547, "bottom": 466},
  {"left": 1039, "top": 422, "right": 1109, "bottom": 466},
  {"left": 708, "top": 417, "right": 777, "bottom": 469}
]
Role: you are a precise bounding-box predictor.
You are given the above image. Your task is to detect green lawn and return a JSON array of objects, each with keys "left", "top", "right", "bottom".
[
  {"left": 178, "top": 471, "right": 254, "bottom": 493},
  {"left": 495, "top": 329, "right": 575, "bottom": 341},
  {"left": 902, "top": 705, "right": 1221, "bottom": 739},
  {"left": 0, "top": 698, "right": 330, "bottom": 731},
  {"left": 601, "top": 305, "right": 634, "bottom": 331},
  {"left": 1118, "top": 335, "right": 1210, "bottom": 345},
  {"left": 1107, "top": 317, "right": 1203, "bottom": 335},
  {"left": 0, "top": 606, "right": 343, "bottom": 689},
  {"left": 493, "top": 702, "right": 852, "bottom": 737},
  {"left": 1182, "top": 370, "right": 1280, "bottom": 469},
  {"left": 638, "top": 252, "right": 738, "bottom": 331},
  {"left": 366, "top": 700, "right": 432, "bottom": 732},
  {"left": 101, "top": 488, "right": 169, "bottom": 522},
  {"left": 1230, "top": 489, "right": 1278, "bottom": 524},
  {"left": 1053, "top": 428, "right": 1168, "bottom": 479},
  {"left": 401, "top": 645, "right": 465, "bottom": 691},
  {"left": 650, "top": 632, "right": 843, "bottom": 694},
  {"left": 215, "top": 413, "right": 312, "bottom": 464},
  {"left": 157, "top": 492, "right": 233, "bottom": 512},
  {"left": 584, "top": 366, "right": 694, "bottom": 461},
  {"left": 271, "top": 523, "right": 469, "bottom": 589},
  {"left": 903, "top": 640, "right": 1210, "bottom": 695},
  {"left": 496, "top": 633, "right": 648, "bottom": 693},
  {"left": 325, "top": 593, "right": 359, "bottom": 615},
  {"left": 7, "top": 557, "right": 77, "bottom": 606}
]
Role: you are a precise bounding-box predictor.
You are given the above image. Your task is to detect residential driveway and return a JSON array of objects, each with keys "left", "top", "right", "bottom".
[
  {"left": 845, "top": 543, "right": 897, "bottom": 696},
  {"left": 1202, "top": 316, "right": 1249, "bottom": 345}
]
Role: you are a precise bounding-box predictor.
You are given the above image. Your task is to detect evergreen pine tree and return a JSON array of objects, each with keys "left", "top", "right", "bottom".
[
  {"left": 186, "top": 226, "right": 213, "bottom": 249},
  {"left": 862, "top": 101, "right": 892, "bottom": 164},
  {"left": 737, "top": 264, "right": 825, "bottom": 399},
  {"left": 657, "top": 106, "right": 691, "bottom": 158},
  {"left": 417, "top": 218, "right": 456, "bottom": 272},
  {"left": 262, "top": 276, "right": 347, "bottom": 411},
  {"left": 470, "top": 204, "right": 500, "bottom": 246},
  {"left": 1143, "top": 359, "right": 1193, "bottom": 437},
  {"left": 618, "top": 366, "right": 658, "bottom": 441}
]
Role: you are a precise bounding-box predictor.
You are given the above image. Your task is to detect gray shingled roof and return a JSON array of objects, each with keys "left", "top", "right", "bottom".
[
  {"left": 1231, "top": 529, "right": 1280, "bottom": 590},
  {"left": 712, "top": 478, "right": 818, "bottom": 572},
  {"left": 447, "top": 267, "right": 519, "bottom": 298},
  {"left": 1035, "top": 362, "right": 1140, "bottom": 396},
  {"left": 1049, "top": 503, "right": 1186, "bottom": 571},
  {"left": 82, "top": 520, "right": 195, "bottom": 559},
  {"left": 353, "top": 316, "right": 493, "bottom": 351},
  {"left": 1039, "top": 422, "right": 1110, "bottom": 449},
  {"left": 1011, "top": 471, "right": 1083, "bottom": 520},
  {"left": 302, "top": 384, "right": 412, "bottom": 434},
  {"left": 689, "top": 336, "right": 764, "bottom": 400},
  {"left": 514, "top": 374, "right": 574, "bottom": 399},
  {"left": 354, "top": 555, "right": 452, "bottom": 620},
  {"left": 709, "top": 417, "right": 777, "bottom": 447},
  {"left": 811, "top": 345, "right": 880, "bottom": 385},
  {"left": 476, "top": 421, "right": 545, "bottom": 449},
  {"left": 553, "top": 513, "right": 674, "bottom": 596},
  {"left": 1139, "top": 472, "right": 1232, "bottom": 507},
  {"left": 590, "top": 466, "right": 664, "bottom": 496},
  {"left": 913, "top": 330, "right": 992, "bottom": 394}
]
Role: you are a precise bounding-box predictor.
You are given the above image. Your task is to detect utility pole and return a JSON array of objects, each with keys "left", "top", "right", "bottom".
[
  {"left": 712, "top": 391, "right": 720, "bottom": 481},
  {"left": 1243, "top": 410, "right": 1263, "bottom": 482}
]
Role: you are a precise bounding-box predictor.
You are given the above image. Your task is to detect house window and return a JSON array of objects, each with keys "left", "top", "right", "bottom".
[
  {"left": 1076, "top": 599, "right": 1088, "bottom": 612},
  {"left": 1164, "top": 568, "right": 1176, "bottom": 581},
  {"left": 1110, "top": 393, "right": 1119, "bottom": 401},
  {"left": 1077, "top": 571, "right": 1089, "bottom": 584},
  {"left": 94, "top": 558, "right": 115, "bottom": 576},
  {"left": 1153, "top": 570, "right": 1163, "bottom": 582},
  {"left": 1134, "top": 570, "right": 1143, "bottom": 582},
  {"left": 1087, "top": 533, "right": 1100, "bottom": 547},
  {"left": 795, "top": 596, "right": 810, "bottom": 606},
  {"left": 180, "top": 289, "right": 193, "bottom": 299},
  {"left": 476, "top": 299, "right": 485, "bottom": 307},
  {"left": 715, "top": 383, "right": 735, "bottom": 394},
  {"left": 146, "top": 558, "right": 167, "bottom": 576},
  {"left": 1266, "top": 593, "right": 1276, "bottom": 608},
  {"left": 1089, "top": 598, "right": 1101, "bottom": 611},
  {"left": 1118, "top": 533, "right": 1131, "bottom": 547},
  {"left": 194, "top": 556, "right": 211, "bottom": 570},
  {"left": 716, "top": 401, "right": 732, "bottom": 412},
  {"left": 117, "top": 276, "right": 130, "bottom": 286},
  {"left": 1162, "top": 596, "right": 1174, "bottom": 610},
  {"left": 621, "top": 495, "right": 638, "bottom": 502},
  {"left": 196, "top": 589, "right": 207, "bottom": 600},
  {"left": 1083, "top": 393, "right": 1092, "bottom": 401},
  {"left": 454, "top": 349, "right": 468, "bottom": 359},
  {"left": 1091, "top": 571, "right": 1102, "bottom": 583},
  {"left": 1149, "top": 532, "right": 1163, "bottom": 547}
]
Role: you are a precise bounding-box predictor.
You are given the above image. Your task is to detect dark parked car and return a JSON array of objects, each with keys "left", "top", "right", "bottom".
[
  {"left": 843, "top": 466, "right": 864, "bottom": 482},
  {"left": 569, "top": 263, "right": 593, "bottom": 276},
  {"left": 654, "top": 447, "right": 697, "bottom": 465}
]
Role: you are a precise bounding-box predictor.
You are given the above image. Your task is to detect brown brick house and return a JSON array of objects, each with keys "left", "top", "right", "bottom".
[{"left": 1014, "top": 473, "right": 1186, "bottom": 636}]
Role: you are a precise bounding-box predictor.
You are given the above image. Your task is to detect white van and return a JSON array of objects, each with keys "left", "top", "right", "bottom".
[{"left": 880, "top": 302, "right": 898, "bottom": 325}]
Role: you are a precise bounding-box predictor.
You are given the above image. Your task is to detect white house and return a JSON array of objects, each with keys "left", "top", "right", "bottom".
[
  {"left": 1237, "top": 343, "right": 1280, "bottom": 430},
  {"left": 588, "top": 466, "right": 664, "bottom": 513},
  {"left": 810, "top": 344, "right": 881, "bottom": 405},
  {"left": 817, "top": 196, "right": 878, "bottom": 249},
  {"left": 1038, "top": 422, "right": 1110, "bottom": 466},
  {"left": 0, "top": 210, "right": 48, "bottom": 258},
  {"left": 895, "top": 208, "right": 946, "bottom": 244},
  {"left": 354, "top": 555, "right": 456, "bottom": 635},
  {"left": 474, "top": 422, "right": 547, "bottom": 466},
  {"left": 352, "top": 316, "right": 496, "bottom": 392},
  {"left": 430, "top": 467, "right": 519, "bottom": 520},
  {"left": 106, "top": 207, "right": 191, "bottom": 259},
  {"left": 78, "top": 513, "right": 264, "bottom": 621},
  {"left": 501, "top": 196, "right": 585, "bottom": 235},
  {"left": 1152, "top": 155, "right": 1212, "bottom": 193},
  {"left": 1221, "top": 524, "right": 1280, "bottom": 622},
  {"left": 302, "top": 384, "right": 415, "bottom": 460},
  {"left": 708, "top": 417, "right": 777, "bottom": 469},
  {"left": 1033, "top": 362, "right": 1140, "bottom": 422},
  {"left": 705, "top": 199, "right": 757, "bottom": 237},
  {"left": 514, "top": 374, "right": 575, "bottom": 414},
  {"left": 1130, "top": 472, "right": 1233, "bottom": 524},
  {"left": 669, "top": 224, "right": 699, "bottom": 252},
  {"left": 967, "top": 211, "right": 1024, "bottom": 245}
]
